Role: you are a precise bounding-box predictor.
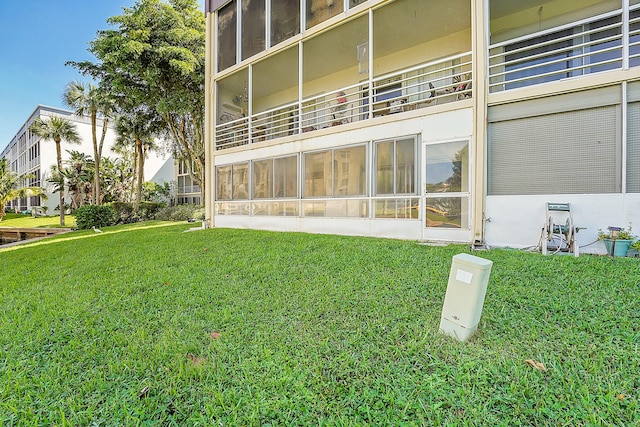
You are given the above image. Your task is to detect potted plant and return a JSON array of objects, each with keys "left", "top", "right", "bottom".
[
  {"left": 597, "top": 226, "right": 636, "bottom": 257},
  {"left": 630, "top": 240, "right": 640, "bottom": 258}
]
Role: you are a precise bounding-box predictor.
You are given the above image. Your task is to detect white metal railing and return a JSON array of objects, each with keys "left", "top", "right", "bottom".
[
  {"left": 214, "top": 52, "right": 473, "bottom": 151},
  {"left": 488, "top": 8, "right": 634, "bottom": 93}
]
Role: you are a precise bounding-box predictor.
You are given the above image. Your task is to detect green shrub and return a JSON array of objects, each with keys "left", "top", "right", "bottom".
[
  {"left": 107, "top": 201, "right": 166, "bottom": 224},
  {"left": 75, "top": 205, "right": 117, "bottom": 229},
  {"left": 155, "top": 204, "right": 205, "bottom": 221}
]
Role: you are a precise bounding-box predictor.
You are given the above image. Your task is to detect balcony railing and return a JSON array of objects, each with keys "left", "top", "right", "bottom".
[
  {"left": 178, "top": 185, "right": 201, "bottom": 195},
  {"left": 215, "top": 52, "right": 473, "bottom": 151},
  {"left": 489, "top": 7, "right": 640, "bottom": 93}
]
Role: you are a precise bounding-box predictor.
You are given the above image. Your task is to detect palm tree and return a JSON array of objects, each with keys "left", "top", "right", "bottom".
[
  {"left": 0, "top": 158, "right": 46, "bottom": 221},
  {"left": 114, "top": 111, "right": 160, "bottom": 211},
  {"left": 63, "top": 81, "right": 113, "bottom": 204},
  {"left": 29, "top": 116, "right": 81, "bottom": 226}
]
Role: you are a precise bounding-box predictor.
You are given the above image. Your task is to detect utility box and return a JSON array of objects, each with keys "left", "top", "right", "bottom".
[{"left": 439, "top": 253, "right": 493, "bottom": 342}]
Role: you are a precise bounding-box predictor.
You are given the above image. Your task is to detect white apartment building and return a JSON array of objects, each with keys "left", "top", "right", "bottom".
[
  {"left": 200, "top": 0, "right": 639, "bottom": 253},
  {"left": 1, "top": 105, "right": 176, "bottom": 214}
]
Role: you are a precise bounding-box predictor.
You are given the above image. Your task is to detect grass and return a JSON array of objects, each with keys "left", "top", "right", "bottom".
[
  {"left": 0, "top": 213, "right": 76, "bottom": 228},
  {"left": 0, "top": 222, "right": 638, "bottom": 426}
]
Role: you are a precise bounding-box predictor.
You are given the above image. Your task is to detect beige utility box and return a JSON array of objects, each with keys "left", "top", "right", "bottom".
[{"left": 439, "top": 253, "right": 493, "bottom": 342}]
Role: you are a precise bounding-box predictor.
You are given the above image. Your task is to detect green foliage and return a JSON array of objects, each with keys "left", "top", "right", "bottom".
[
  {"left": 597, "top": 226, "right": 636, "bottom": 241},
  {"left": 155, "top": 204, "right": 204, "bottom": 221},
  {"left": 108, "top": 201, "right": 166, "bottom": 223},
  {"left": 0, "top": 158, "right": 47, "bottom": 221},
  {"left": 74, "top": 204, "right": 117, "bottom": 229},
  {"left": 142, "top": 181, "right": 171, "bottom": 203},
  {"left": 0, "top": 226, "right": 638, "bottom": 425},
  {"left": 69, "top": 0, "right": 206, "bottom": 196}
]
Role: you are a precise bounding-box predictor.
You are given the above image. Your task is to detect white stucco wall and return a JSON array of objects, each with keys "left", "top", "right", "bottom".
[{"left": 485, "top": 194, "right": 640, "bottom": 255}]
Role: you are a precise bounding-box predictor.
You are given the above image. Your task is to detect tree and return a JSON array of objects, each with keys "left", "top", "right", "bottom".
[
  {"left": 63, "top": 81, "right": 113, "bottom": 204},
  {"left": 29, "top": 117, "right": 81, "bottom": 226},
  {"left": 59, "top": 150, "right": 94, "bottom": 210},
  {"left": 69, "top": 0, "right": 205, "bottom": 200},
  {"left": 114, "top": 110, "right": 161, "bottom": 211},
  {"left": 0, "top": 158, "right": 46, "bottom": 221}
]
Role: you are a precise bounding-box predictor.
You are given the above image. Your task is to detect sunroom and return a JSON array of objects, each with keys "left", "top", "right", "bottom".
[{"left": 213, "top": 0, "right": 473, "bottom": 151}]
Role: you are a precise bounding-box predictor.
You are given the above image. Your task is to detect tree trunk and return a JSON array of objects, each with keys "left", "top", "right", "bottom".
[
  {"left": 55, "top": 140, "right": 65, "bottom": 227},
  {"left": 133, "top": 138, "right": 144, "bottom": 211},
  {"left": 91, "top": 113, "right": 101, "bottom": 204}
]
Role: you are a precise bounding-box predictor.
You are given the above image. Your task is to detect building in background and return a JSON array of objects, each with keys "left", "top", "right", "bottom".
[
  {"left": 1, "top": 105, "right": 178, "bottom": 214},
  {"left": 204, "top": 0, "right": 638, "bottom": 252}
]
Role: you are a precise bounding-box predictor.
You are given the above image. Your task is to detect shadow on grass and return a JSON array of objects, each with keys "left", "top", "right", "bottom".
[{"left": 0, "top": 221, "right": 186, "bottom": 252}]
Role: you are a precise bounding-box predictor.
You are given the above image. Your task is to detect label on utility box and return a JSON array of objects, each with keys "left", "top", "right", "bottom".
[{"left": 455, "top": 269, "right": 473, "bottom": 284}]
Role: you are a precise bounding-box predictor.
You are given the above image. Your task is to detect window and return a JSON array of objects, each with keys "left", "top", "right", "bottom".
[
  {"left": 375, "top": 138, "right": 416, "bottom": 195},
  {"left": 274, "top": 156, "right": 298, "bottom": 198},
  {"left": 271, "top": 0, "right": 300, "bottom": 46},
  {"left": 241, "top": 0, "right": 265, "bottom": 60},
  {"left": 232, "top": 162, "right": 249, "bottom": 199},
  {"left": 306, "top": 0, "right": 343, "bottom": 29},
  {"left": 253, "top": 159, "right": 273, "bottom": 199},
  {"left": 304, "top": 150, "right": 332, "bottom": 197},
  {"left": 216, "top": 165, "right": 232, "bottom": 200},
  {"left": 304, "top": 146, "right": 366, "bottom": 198},
  {"left": 218, "top": 0, "right": 237, "bottom": 72},
  {"left": 504, "top": 29, "right": 573, "bottom": 89},
  {"left": 251, "top": 155, "right": 298, "bottom": 216}
]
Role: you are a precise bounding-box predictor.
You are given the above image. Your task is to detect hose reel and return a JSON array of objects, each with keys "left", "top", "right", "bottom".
[{"left": 541, "top": 202, "right": 581, "bottom": 257}]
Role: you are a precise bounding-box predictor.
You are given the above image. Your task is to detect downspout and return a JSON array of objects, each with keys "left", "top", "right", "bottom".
[
  {"left": 204, "top": 3, "right": 216, "bottom": 228},
  {"left": 472, "top": 0, "right": 489, "bottom": 246}
]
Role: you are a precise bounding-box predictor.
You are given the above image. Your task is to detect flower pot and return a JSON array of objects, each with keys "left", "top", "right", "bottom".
[{"left": 603, "top": 239, "right": 633, "bottom": 257}]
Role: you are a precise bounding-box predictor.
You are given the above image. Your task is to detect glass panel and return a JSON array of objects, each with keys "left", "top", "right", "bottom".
[
  {"left": 374, "top": 198, "right": 419, "bottom": 219},
  {"left": 426, "top": 141, "right": 469, "bottom": 193},
  {"left": 503, "top": 29, "right": 574, "bottom": 90},
  {"left": 217, "top": 0, "right": 237, "bottom": 72},
  {"left": 252, "top": 201, "right": 271, "bottom": 215},
  {"left": 232, "top": 162, "right": 249, "bottom": 200},
  {"left": 306, "top": 0, "right": 344, "bottom": 29},
  {"left": 241, "top": 0, "right": 265, "bottom": 60},
  {"left": 304, "top": 151, "right": 332, "bottom": 197},
  {"left": 253, "top": 159, "right": 273, "bottom": 199},
  {"left": 425, "top": 197, "right": 469, "bottom": 229},
  {"left": 373, "top": 0, "right": 471, "bottom": 77},
  {"left": 396, "top": 198, "right": 419, "bottom": 219},
  {"left": 375, "top": 199, "right": 396, "bottom": 218},
  {"left": 303, "top": 15, "right": 368, "bottom": 98},
  {"left": 217, "top": 69, "right": 249, "bottom": 124},
  {"left": 253, "top": 47, "right": 299, "bottom": 114},
  {"left": 274, "top": 155, "right": 298, "bottom": 197},
  {"left": 216, "top": 165, "right": 232, "bottom": 200},
  {"left": 271, "top": 0, "right": 300, "bottom": 46},
  {"left": 375, "top": 141, "right": 394, "bottom": 194},
  {"left": 253, "top": 201, "right": 300, "bottom": 216},
  {"left": 216, "top": 201, "right": 249, "bottom": 215},
  {"left": 282, "top": 201, "right": 299, "bottom": 216},
  {"left": 396, "top": 138, "right": 415, "bottom": 194},
  {"left": 349, "top": 0, "right": 368, "bottom": 8},
  {"left": 334, "top": 146, "right": 366, "bottom": 196},
  {"left": 303, "top": 201, "right": 326, "bottom": 216},
  {"left": 325, "top": 199, "right": 368, "bottom": 217},
  {"left": 490, "top": 0, "right": 621, "bottom": 43},
  {"left": 587, "top": 15, "right": 622, "bottom": 73}
]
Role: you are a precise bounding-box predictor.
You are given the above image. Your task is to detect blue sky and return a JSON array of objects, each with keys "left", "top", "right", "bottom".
[{"left": 0, "top": 0, "right": 204, "bottom": 150}]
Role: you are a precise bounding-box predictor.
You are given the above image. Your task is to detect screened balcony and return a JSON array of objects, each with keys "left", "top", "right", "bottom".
[
  {"left": 489, "top": 0, "right": 640, "bottom": 93},
  {"left": 214, "top": 0, "right": 471, "bottom": 151}
]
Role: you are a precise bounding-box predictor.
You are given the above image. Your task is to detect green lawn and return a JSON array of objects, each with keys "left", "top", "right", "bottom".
[
  {"left": 0, "top": 213, "right": 76, "bottom": 228},
  {"left": 0, "top": 222, "right": 638, "bottom": 425}
]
